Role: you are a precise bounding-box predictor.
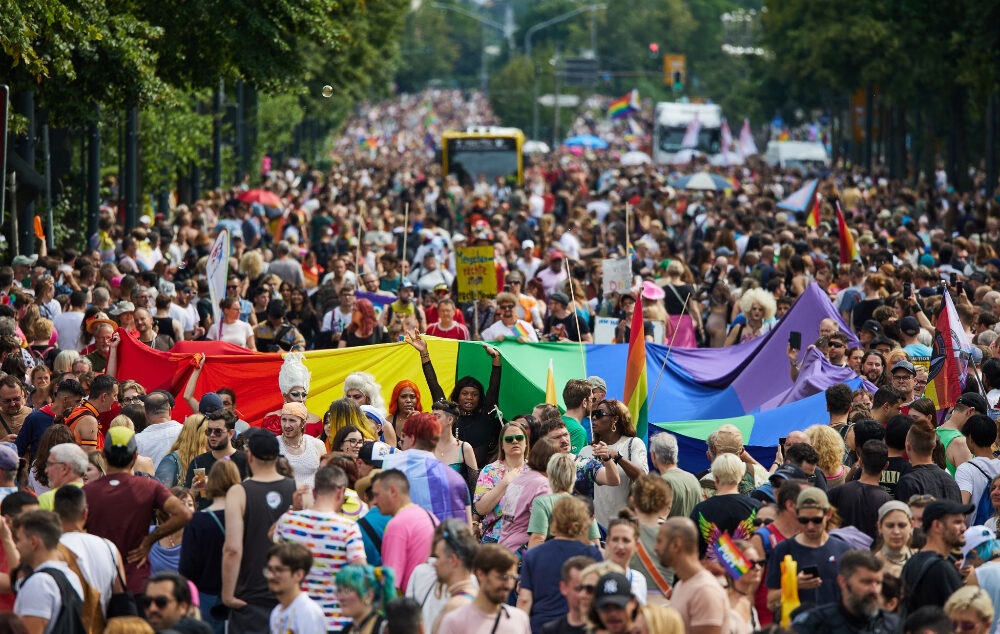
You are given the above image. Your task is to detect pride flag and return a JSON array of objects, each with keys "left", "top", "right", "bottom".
[
  {"left": 512, "top": 321, "right": 532, "bottom": 340},
  {"left": 609, "top": 89, "right": 639, "bottom": 119},
  {"left": 926, "top": 291, "right": 971, "bottom": 410},
  {"left": 835, "top": 201, "right": 858, "bottom": 264},
  {"left": 623, "top": 294, "right": 649, "bottom": 440},
  {"left": 712, "top": 532, "right": 752, "bottom": 580},
  {"left": 806, "top": 190, "right": 820, "bottom": 228}
]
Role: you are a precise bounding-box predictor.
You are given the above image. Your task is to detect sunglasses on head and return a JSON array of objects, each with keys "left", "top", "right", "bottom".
[
  {"left": 139, "top": 596, "right": 173, "bottom": 610},
  {"left": 797, "top": 515, "right": 825, "bottom": 525},
  {"left": 503, "top": 434, "right": 525, "bottom": 444}
]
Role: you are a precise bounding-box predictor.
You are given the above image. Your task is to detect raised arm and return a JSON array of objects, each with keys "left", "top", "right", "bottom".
[
  {"left": 182, "top": 356, "right": 204, "bottom": 414},
  {"left": 407, "top": 331, "right": 446, "bottom": 402},
  {"left": 482, "top": 345, "right": 502, "bottom": 411}
]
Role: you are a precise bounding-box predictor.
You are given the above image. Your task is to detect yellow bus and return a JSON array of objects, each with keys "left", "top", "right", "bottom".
[{"left": 441, "top": 127, "right": 525, "bottom": 186}]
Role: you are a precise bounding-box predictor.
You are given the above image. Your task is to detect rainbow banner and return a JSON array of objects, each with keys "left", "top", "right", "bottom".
[
  {"left": 835, "top": 201, "right": 858, "bottom": 264},
  {"left": 712, "top": 532, "right": 752, "bottom": 580},
  {"left": 512, "top": 321, "right": 532, "bottom": 340},
  {"left": 609, "top": 89, "right": 639, "bottom": 119},
  {"left": 925, "top": 291, "right": 971, "bottom": 411},
  {"left": 623, "top": 294, "right": 649, "bottom": 440}
]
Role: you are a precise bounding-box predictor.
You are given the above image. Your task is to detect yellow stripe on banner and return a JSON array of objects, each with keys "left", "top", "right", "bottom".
[{"left": 299, "top": 338, "right": 459, "bottom": 417}]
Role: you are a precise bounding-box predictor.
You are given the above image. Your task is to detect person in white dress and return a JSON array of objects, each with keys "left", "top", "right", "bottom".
[{"left": 276, "top": 402, "right": 327, "bottom": 488}]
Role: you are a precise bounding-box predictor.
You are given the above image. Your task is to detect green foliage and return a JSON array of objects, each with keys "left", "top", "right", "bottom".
[
  {"left": 138, "top": 87, "right": 213, "bottom": 194},
  {"left": 395, "top": 2, "right": 461, "bottom": 92},
  {"left": 257, "top": 94, "right": 306, "bottom": 158}
]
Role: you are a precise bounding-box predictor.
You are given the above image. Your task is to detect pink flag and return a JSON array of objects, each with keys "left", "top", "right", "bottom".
[
  {"left": 739, "top": 118, "right": 758, "bottom": 158},
  {"left": 721, "top": 119, "right": 733, "bottom": 152},
  {"left": 681, "top": 114, "right": 702, "bottom": 149}
]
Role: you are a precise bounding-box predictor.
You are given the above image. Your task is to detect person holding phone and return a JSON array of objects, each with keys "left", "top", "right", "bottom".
[{"left": 765, "top": 487, "right": 851, "bottom": 614}]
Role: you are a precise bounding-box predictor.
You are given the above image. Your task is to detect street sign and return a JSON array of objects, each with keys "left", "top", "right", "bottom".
[
  {"left": 562, "top": 57, "right": 598, "bottom": 86},
  {"left": 538, "top": 95, "right": 581, "bottom": 107},
  {"left": 663, "top": 54, "right": 686, "bottom": 91}
]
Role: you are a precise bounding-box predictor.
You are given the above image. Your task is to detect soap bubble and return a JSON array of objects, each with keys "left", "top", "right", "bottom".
[{"left": 321, "top": 85, "right": 334, "bottom": 98}]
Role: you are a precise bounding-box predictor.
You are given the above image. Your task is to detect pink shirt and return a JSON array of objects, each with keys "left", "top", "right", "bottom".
[
  {"left": 498, "top": 470, "right": 550, "bottom": 552},
  {"left": 437, "top": 602, "right": 531, "bottom": 634},
  {"left": 382, "top": 504, "right": 437, "bottom": 590}
]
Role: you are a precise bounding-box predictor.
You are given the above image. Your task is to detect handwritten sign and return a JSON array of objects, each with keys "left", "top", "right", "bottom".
[
  {"left": 456, "top": 246, "right": 497, "bottom": 302},
  {"left": 602, "top": 257, "right": 632, "bottom": 295}
]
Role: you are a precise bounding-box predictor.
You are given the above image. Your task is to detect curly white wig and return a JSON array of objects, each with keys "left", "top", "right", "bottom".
[
  {"left": 278, "top": 352, "right": 311, "bottom": 395},
  {"left": 344, "top": 372, "right": 386, "bottom": 412},
  {"left": 739, "top": 287, "right": 777, "bottom": 322}
]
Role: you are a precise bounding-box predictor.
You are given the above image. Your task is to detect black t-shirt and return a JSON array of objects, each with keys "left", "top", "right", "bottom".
[
  {"left": 184, "top": 450, "right": 251, "bottom": 509},
  {"left": 895, "top": 464, "right": 962, "bottom": 503},
  {"left": 852, "top": 456, "right": 911, "bottom": 497},
  {"left": 543, "top": 313, "right": 590, "bottom": 342},
  {"left": 828, "top": 480, "right": 893, "bottom": 539},
  {"left": 900, "top": 551, "right": 963, "bottom": 615},
  {"left": 663, "top": 284, "right": 694, "bottom": 314},
  {"left": 689, "top": 493, "right": 761, "bottom": 558},
  {"left": 541, "top": 617, "right": 587, "bottom": 634}
]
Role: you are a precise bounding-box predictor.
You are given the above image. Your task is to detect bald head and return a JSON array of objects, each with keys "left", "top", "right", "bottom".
[
  {"left": 659, "top": 517, "right": 698, "bottom": 554},
  {"left": 786, "top": 430, "right": 809, "bottom": 446},
  {"left": 819, "top": 318, "right": 839, "bottom": 338}
]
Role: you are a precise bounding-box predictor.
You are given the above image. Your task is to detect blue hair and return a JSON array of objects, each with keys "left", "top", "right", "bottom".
[{"left": 335, "top": 564, "right": 397, "bottom": 610}]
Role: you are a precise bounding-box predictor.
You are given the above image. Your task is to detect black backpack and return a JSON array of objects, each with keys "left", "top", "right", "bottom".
[{"left": 34, "top": 567, "right": 87, "bottom": 634}]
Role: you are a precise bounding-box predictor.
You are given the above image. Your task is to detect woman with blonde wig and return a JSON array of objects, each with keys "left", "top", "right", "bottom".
[{"left": 725, "top": 287, "right": 777, "bottom": 346}]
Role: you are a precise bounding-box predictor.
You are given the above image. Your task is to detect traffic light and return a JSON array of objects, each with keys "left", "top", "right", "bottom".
[
  {"left": 648, "top": 43, "right": 659, "bottom": 57},
  {"left": 672, "top": 70, "right": 684, "bottom": 92}
]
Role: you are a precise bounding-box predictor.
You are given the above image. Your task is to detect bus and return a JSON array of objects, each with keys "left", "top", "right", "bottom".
[{"left": 442, "top": 127, "right": 524, "bottom": 186}]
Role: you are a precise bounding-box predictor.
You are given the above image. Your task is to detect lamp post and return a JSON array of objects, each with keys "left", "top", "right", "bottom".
[{"left": 525, "top": 4, "right": 606, "bottom": 140}]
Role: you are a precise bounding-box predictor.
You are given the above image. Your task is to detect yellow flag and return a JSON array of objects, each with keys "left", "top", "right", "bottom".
[
  {"left": 545, "top": 359, "right": 557, "bottom": 405},
  {"left": 780, "top": 554, "right": 800, "bottom": 626}
]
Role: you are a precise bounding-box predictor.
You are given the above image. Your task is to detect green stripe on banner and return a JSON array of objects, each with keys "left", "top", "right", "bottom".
[
  {"left": 651, "top": 415, "right": 755, "bottom": 442},
  {"left": 454, "top": 340, "right": 586, "bottom": 418}
]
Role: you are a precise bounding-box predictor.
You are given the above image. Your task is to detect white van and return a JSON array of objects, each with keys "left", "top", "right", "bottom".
[{"left": 765, "top": 141, "right": 830, "bottom": 170}]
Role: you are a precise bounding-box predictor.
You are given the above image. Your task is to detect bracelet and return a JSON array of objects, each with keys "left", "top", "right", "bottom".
[{"left": 613, "top": 453, "right": 622, "bottom": 464}]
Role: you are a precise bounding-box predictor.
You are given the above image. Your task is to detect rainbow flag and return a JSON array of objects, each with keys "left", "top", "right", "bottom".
[
  {"left": 609, "top": 89, "right": 639, "bottom": 119},
  {"left": 627, "top": 241, "right": 636, "bottom": 261},
  {"left": 806, "top": 190, "right": 820, "bottom": 228},
  {"left": 712, "top": 532, "right": 752, "bottom": 580},
  {"left": 545, "top": 359, "right": 558, "bottom": 405},
  {"left": 511, "top": 321, "right": 532, "bottom": 339},
  {"left": 835, "top": 201, "right": 858, "bottom": 264},
  {"left": 777, "top": 129, "right": 790, "bottom": 141},
  {"left": 926, "top": 291, "right": 971, "bottom": 411},
  {"left": 623, "top": 293, "right": 649, "bottom": 440}
]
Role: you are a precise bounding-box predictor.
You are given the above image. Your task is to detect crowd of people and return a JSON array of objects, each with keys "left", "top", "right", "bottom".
[{"left": 0, "top": 86, "right": 999, "bottom": 634}]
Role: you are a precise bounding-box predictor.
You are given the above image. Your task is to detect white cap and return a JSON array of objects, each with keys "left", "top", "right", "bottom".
[
  {"left": 521, "top": 239, "right": 535, "bottom": 250},
  {"left": 962, "top": 526, "right": 997, "bottom": 561}
]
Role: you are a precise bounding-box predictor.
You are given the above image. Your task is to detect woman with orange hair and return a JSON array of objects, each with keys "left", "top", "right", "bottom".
[
  {"left": 387, "top": 380, "right": 422, "bottom": 442},
  {"left": 338, "top": 299, "right": 389, "bottom": 348}
]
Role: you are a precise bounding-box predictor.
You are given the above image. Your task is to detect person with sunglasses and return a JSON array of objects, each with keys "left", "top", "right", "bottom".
[
  {"left": 143, "top": 571, "right": 214, "bottom": 633},
  {"left": 183, "top": 409, "right": 249, "bottom": 509},
  {"left": 765, "top": 487, "right": 851, "bottom": 615},
  {"left": 474, "top": 421, "right": 529, "bottom": 544},
  {"left": 722, "top": 538, "right": 765, "bottom": 632},
  {"left": 790, "top": 549, "right": 900, "bottom": 634}
]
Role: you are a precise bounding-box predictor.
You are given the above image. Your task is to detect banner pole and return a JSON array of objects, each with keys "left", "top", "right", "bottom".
[
  {"left": 650, "top": 293, "right": 690, "bottom": 402},
  {"left": 563, "top": 256, "right": 587, "bottom": 377},
  {"left": 401, "top": 202, "right": 410, "bottom": 277}
]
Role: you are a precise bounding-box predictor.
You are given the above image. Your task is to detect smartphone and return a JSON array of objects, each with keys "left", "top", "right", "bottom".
[
  {"left": 789, "top": 331, "right": 802, "bottom": 350},
  {"left": 801, "top": 565, "right": 819, "bottom": 578},
  {"left": 903, "top": 283, "right": 912, "bottom": 299},
  {"left": 950, "top": 272, "right": 958, "bottom": 285},
  {"left": 779, "top": 437, "right": 787, "bottom": 449}
]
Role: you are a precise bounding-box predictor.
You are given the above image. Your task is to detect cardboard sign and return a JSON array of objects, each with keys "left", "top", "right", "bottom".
[
  {"left": 593, "top": 317, "right": 619, "bottom": 344},
  {"left": 456, "top": 246, "right": 497, "bottom": 302},
  {"left": 602, "top": 258, "right": 632, "bottom": 295}
]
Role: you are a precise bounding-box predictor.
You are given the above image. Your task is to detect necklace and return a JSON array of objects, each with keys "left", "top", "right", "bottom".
[
  {"left": 284, "top": 434, "right": 305, "bottom": 451},
  {"left": 880, "top": 546, "right": 909, "bottom": 564}
]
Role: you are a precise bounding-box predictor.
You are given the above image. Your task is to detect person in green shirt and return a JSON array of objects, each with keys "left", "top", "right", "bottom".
[
  {"left": 560, "top": 379, "right": 592, "bottom": 455},
  {"left": 37, "top": 443, "right": 88, "bottom": 510}
]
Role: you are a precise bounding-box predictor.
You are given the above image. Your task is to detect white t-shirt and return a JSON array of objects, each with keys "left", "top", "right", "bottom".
[
  {"left": 14, "top": 561, "right": 84, "bottom": 634},
  {"left": 480, "top": 319, "right": 538, "bottom": 343},
  {"left": 59, "top": 532, "right": 119, "bottom": 613},
  {"left": 135, "top": 421, "right": 183, "bottom": 471},
  {"left": 53, "top": 310, "right": 84, "bottom": 351},
  {"left": 320, "top": 307, "right": 353, "bottom": 334},
  {"left": 208, "top": 320, "right": 254, "bottom": 348},
  {"left": 955, "top": 456, "right": 1000, "bottom": 524},
  {"left": 269, "top": 592, "right": 327, "bottom": 634},
  {"left": 578, "top": 435, "right": 648, "bottom": 527},
  {"left": 559, "top": 232, "right": 581, "bottom": 261},
  {"left": 168, "top": 302, "right": 198, "bottom": 334}
]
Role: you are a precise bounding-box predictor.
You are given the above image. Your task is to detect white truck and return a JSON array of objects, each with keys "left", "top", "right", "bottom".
[
  {"left": 652, "top": 102, "right": 723, "bottom": 164},
  {"left": 764, "top": 140, "right": 830, "bottom": 170}
]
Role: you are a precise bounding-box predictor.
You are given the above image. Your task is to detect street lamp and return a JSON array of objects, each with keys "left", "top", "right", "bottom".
[{"left": 525, "top": 3, "right": 606, "bottom": 140}]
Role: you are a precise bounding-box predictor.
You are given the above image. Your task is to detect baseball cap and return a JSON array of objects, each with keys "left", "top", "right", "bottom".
[
  {"left": 199, "top": 392, "right": 225, "bottom": 415},
  {"left": 12, "top": 254, "right": 37, "bottom": 267},
  {"left": 593, "top": 572, "right": 634, "bottom": 609},
  {"left": 550, "top": 249, "right": 564, "bottom": 260},
  {"left": 549, "top": 291, "right": 570, "bottom": 306},
  {"left": 521, "top": 239, "right": 535, "bottom": 250},
  {"left": 770, "top": 463, "right": 806, "bottom": 482},
  {"left": 957, "top": 392, "right": 989, "bottom": 415},
  {"left": 247, "top": 430, "right": 280, "bottom": 460},
  {"left": 358, "top": 440, "right": 395, "bottom": 467},
  {"left": 796, "top": 487, "right": 830, "bottom": 511},
  {"left": 891, "top": 360, "right": 916, "bottom": 376},
  {"left": 105, "top": 427, "right": 138, "bottom": 467},
  {"left": 962, "top": 526, "right": 996, "bottom": 561},
  {"left": 0, "top": 445, "right": 18, "bottom": 471},
  {"left": 899, "top": 316, "right": 921, "bottom": 336},
  {"left": 922, "top": 500, "right": 975, "bottom": 532},
  {"left": 433, "top": 283, "right": 449, "bottom": 292},
  {"left": 860, "top": 319, "right": 881, "bottom": 335}
]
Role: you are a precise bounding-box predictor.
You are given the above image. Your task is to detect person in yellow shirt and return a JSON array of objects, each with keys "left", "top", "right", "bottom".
[{"left": 37, "top": 443, "right": 88, "bottom": 510}]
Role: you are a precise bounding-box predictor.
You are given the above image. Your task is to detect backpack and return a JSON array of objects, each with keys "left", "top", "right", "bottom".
[
  {"left": 30, "top": 345, "right": 54, "bottom": 365},
  {"left": 967, "top": 460, "right": 995, "bottom": 526},
  {"left": 34, "top": 567, "right": 88, "bottom": 634}
]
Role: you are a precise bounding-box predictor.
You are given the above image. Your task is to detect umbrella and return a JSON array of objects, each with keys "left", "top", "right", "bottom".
[
  {"left": 620, "top": 151, "right": 652, "bottom": 166},
  {"left": 669, "top": 173, "right": 735, "bottom": 191},
  {"left": 523, "top": 140, "right": 551, "bottom": 154},
  {"left": 237, "top": 189, "right": 282, "bottom": 207},
  {"left": 670, "top": 149, "right": 703, "bottom": 165},
  {"left": 562, "top": 135, "right": 608, "bottom": 149},
  {"left": 709, "top": 151, "right": 744, "bottom": 167}
]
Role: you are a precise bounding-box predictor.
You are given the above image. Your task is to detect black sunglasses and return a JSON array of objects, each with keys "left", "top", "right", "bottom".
[
  {"left": 797, "top": 516, "right": 825, "bottom": 525},
  {"left": 139, "top": 595, "right": 173, "bottom": 609},
  {"left": 593, "top": 409, "right": 610, "bottom": 419},
  {"left": 828, "top": 341, "right": 845, "bottom": 348}
]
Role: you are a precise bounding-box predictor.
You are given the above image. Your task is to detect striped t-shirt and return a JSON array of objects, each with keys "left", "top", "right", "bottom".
[{"left": 274, "top": 509, "right": 366, "bottom": 631}]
